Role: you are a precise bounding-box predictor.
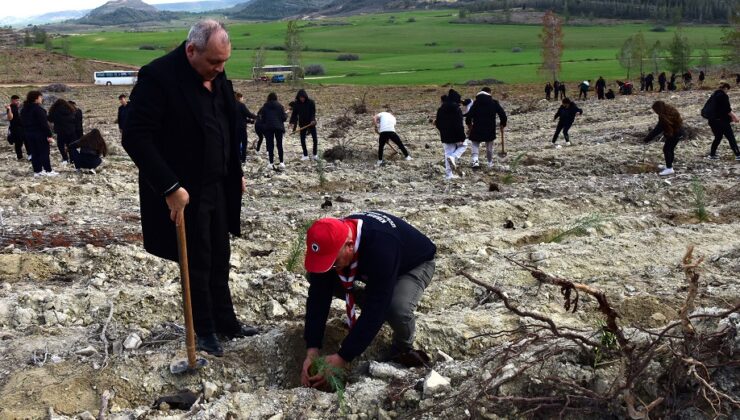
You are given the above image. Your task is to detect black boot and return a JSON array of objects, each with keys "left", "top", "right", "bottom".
[{"left": 196, "top": 333, "right": 224, "bottom": 357}]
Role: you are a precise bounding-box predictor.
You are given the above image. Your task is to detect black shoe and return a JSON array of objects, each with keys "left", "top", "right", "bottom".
[
  {"left": 196, "top": 333, "right": 224, "bottom": 357},
  {"left": 219, "top": 323, "right": 259, "bottom": 340},
  {"left": 389, "top": 349, "right": 431, "bottom": 368}
]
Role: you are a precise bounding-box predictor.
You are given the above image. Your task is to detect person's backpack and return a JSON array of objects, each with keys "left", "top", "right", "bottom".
[{"left": 701, "top": 92, "right": 718, "bottom": 119}]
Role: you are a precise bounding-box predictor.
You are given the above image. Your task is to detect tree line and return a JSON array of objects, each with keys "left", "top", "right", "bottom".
[{"left": 452, "top": 0, "right": 734, "bottom": 24}]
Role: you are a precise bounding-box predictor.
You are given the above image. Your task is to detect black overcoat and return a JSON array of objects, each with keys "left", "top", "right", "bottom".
[
  {"left": 122, "top": 42, "right": 243, "bottom": 262},
  {"left": 465, "top": 93, "right": 507, "bottom": 143}
]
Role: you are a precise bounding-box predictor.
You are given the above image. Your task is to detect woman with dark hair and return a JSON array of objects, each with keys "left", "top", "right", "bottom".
[
  {"left": 435, "top": 89, "right": 468, "bottom": 179},
  {"left": 643, "top": 100, "right": 686, "bottom": 176},
  {"left": 21, "top": 90, "right": 56, "bottom": 176},
  {"left": 258, "top": 92, "right": 287, "bottom": 170},
  {"left": 47, "top": 98, "right": 77, "bottom": 164},
  {"left": 290, "top": 89, "right": 319, "bottom": 161},
  {"left": 69, "top": 128, "right": 107, "bottom": 173}
]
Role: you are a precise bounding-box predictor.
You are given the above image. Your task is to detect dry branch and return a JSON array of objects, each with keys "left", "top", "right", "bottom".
[{"left": 100, "top": 301, "right": 114, "bottom": 369}]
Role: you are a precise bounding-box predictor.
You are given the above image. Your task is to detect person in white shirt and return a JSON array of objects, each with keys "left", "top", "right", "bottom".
[{"left": 373, "top": 109, "right": 411, "bottom": 166}]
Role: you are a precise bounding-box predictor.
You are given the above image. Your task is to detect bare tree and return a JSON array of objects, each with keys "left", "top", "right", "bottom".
[
  {"left": 617, "top": 36, "right": 635, "bottom": 79},
  {"left": 284, "top": 20, "right": 303, "bottom": 82},
  {"left": 539, "top": 10, "right": 563, "bottom": 82},
  {"left": 252, "top": 45, "right": 266, "bottom": 79}
]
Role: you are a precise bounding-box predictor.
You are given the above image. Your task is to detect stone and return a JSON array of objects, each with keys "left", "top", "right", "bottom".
[
  {"left": 123, "top": 333, "right": 142, "bottom": 350},
  {"left": 523, "top": 221, "right": 533, "bottom": 229},
  {"left": 436, "top": 350, "right": 454, "bottom": 362},
  {"left": 264, "top": 300, "right": 287, "bottom": 318},
  {"left": 368, "top": 361, "right": 406, "bottom": 380},
  {"left": 530, "top": 250, "right": 549, "bottom": 262},
  {"left": 651, "top": 312, "right": 667, "bottom": 323},
  {"left": 78, "top": 411, "right": 96, "bottom": 420},
  {"left": 75, "top": 346, "right": 98, "bottom": 357},
  {"left": 423, "top": 370, "right": 451, "bottom": 397},
  {"left": 203, "top": 381, "right": 218, "bottom": 401}
]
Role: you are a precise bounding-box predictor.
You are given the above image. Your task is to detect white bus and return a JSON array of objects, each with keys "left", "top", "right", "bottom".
[
  {"left": 252, "top": 65, "right": 302, "bottom": 80},
  {"left": 94, "top": 70, "right": 138, "bottom": 86}
]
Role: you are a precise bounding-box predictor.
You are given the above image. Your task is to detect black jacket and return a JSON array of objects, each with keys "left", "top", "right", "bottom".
[
  {"left": 465, "top": 92, "right": 507, "bottom": 142},
  {"left": 48, "top": 105, "right": 76, "bottom": 138},
  {"left": 596, "top": 78, "right": 606, "bottom": 91},
  {"left": 554, "top": 103, "right": 583, "bottom": 126},
  {"left": 122, "top": 41, "right": 243, "bottom": 262},
  {"left": 21, "top": 103, "right": 52, "bottom": 139},
  {"left": 74, "top": 108, "right": 83, "bottom": 139},
  {"left": 258, "top": 100, "right": 287, "bottom": 132},
  {"left": 304, "top": 211, "right": 437, "bottom": 362},
  {"left": 289, "top": 89, "right": 316, "bottom": 127},
  {"left": 435, "top": 90, "right": 466, "bottom": 144},
  {"left": 236, "top": 102, "right": 256, "bottom": 144},
  {"left": 708, "top": 89, "right": 732, "bottom": 123},
  {"left": 117, "top": 104, "right": 130, "bottom": 131},
  {"left": 8, "top": 104, "right": 24, "bottom": 141}
]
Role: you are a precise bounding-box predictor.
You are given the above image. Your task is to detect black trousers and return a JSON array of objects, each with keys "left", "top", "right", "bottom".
[
  {"left": 579, "top": 90, "right": 587, "bottom": 100},
  {"left": 709, "top": 120, "right": 740, "bottom": 156},
  {"left": 646, "top": 82, "right": 653, "bottom": 91},
  {"left": 659, "top": 82, "right": 666, "bottom": 92},
  {"left": 188, "top": 182, "right": 240, "bottom": 336},
  {"left": 255, "top": 126, "right": 264, "bottom": 151},
  {"left": 10, "top": 132, "right": 28, "bottom": 159},
  {"left": 378, "top": 131, "right": 410, "bottom": 160},
  {"left": 28, "top": 134, "right": 52, "bottom": 173},
  {"left": 300, "top": 126, "right": 318, "bottom": 157},
  {"left": 239, "top": 131, "right": 249, "bottom": 163},
  {"left": 56, "top": 132, "right": 74, "bottom": 162},
  {"left": 597, "top": 89, "right": 604, "bottom": 100},
  {"left": 552, "top": 121, "right": 572, "bottom": 143},
  {"left": 264, "top": 129, "right": 284, "bottom": 164},
  {"left": 663, "top": 135, "right": 681, "bottom": 169},
  {"left": 72, "top": 151, "right": 102, "bottom": 170}
]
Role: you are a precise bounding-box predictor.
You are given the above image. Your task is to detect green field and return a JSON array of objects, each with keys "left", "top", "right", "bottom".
[{"left": 55, "top": 10, "right": 728, "bottom": 85}]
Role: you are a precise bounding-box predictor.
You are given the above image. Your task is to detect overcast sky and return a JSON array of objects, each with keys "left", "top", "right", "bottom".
[{"left": 4, "top": 0, "right": 203, "bottom": 18}]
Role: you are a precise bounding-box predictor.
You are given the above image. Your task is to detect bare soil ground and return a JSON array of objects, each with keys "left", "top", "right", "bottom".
[{"left": 0, "top": 78, "right": 738, "bottom": 419}]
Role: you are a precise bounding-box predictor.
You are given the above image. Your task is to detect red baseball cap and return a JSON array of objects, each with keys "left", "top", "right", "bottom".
[{"left": 304, "top": 218, "right": 350, "bottom": 273}]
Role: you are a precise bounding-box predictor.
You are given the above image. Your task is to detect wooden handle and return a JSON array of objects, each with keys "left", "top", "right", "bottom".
[
  {"left": 500, "top": 127, "right": 506, "bottom": 153},
  {"left": 175, "top": 211, "right": 197, "bottom": 369}
]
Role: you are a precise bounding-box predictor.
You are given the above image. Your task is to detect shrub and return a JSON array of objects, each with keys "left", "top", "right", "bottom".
[
  {"left": 139, "top": 45, "right": 156, "bottom": 50},
  {"left": 424, "top": 42, "right": 438, "bottom": 47},
  {"left": 337, "top": 54, "right": 360, "bottom": 61},
  {"left": 511, "top": 47, "right": 522, "bottom": 53},
  {"left": 651, "top": 25, "right": 667, "bottom": 32},
  {"left": 454, "top": 62, "right": 465, "bottom": 69},
  {"left": 304, "top": 64, "right": 326, "bottom": 76},
  {"left": 43, "top": 83, "right": 71, "bottom": 93},
  {"left": 407, "top": 17, "right": 416, "bottom": 22},
  {"left": 449, "top": 48, "right": 464, "bottom": 53}
]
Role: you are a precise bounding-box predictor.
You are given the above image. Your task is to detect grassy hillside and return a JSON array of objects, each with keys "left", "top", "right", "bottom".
[{"left": 52, "top": 10, "right": 728, "bottom": 85}]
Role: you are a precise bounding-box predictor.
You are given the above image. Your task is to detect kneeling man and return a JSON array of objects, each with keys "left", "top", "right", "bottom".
[{"left": 301, "top": 211, "right": 436, "bottom": 388}]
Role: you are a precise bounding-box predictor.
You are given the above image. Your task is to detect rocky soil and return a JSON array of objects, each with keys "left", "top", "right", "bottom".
[{"left": 0, "top": 81, "right": 738, "bottom": 419}]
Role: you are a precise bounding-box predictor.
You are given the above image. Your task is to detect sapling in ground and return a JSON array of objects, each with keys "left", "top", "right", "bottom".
[{"left": 309, "top": 356, "right": 348, "bottom": 413}]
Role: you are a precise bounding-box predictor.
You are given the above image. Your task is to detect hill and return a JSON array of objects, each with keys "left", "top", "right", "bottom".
[
  {"left": 226, "top": 0, "right": 734, "bottom": 23},
  {"left": 154, "top": 0, "right": 244, "bottom": 13},
  {"left": 75, "top": 0, "right": 181, "bottom": 26}
]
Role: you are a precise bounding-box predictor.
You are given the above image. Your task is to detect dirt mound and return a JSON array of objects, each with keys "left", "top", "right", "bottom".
[{"left": 0, "top": 48, "right": 136, "bottom": 84}]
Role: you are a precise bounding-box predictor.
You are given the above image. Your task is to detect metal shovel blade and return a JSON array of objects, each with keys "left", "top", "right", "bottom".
[{"left": 170, "top": 357, "right": 208, "bottom": 375}]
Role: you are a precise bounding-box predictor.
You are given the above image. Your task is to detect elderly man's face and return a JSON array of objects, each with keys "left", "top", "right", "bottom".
[{"left": 186, "top": 32, "right": 231, "bottom": 82}]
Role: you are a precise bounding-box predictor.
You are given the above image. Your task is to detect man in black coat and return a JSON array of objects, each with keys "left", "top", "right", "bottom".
[
  {"left": 465, "top": 87, "right": 507, "bottom": 169},
  {"left": 706, "top": 82, "right": 740, "bottom": 160},
  {"left": 290, "top": 89, "right": 318, "bottom": 160},
  {"left": 235, "top": 92, "right": 256, "bottom": 163},
  {"left": 122, "top": 20, "right": 258, "bottom": 357}
]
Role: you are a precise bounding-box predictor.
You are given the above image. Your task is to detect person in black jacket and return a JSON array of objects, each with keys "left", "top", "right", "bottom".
[
  {"left": 70, "top": 128, "right": 107, "bottom": 173},
  {"left": 658, "top": 72, "right": 667, "bottom": 92},
  {"left": 5, "top": 95, "right": 28, "bottom": 160},
  {"left": 122, "top": 20, "right": 258, "bottom": 357},
  {"left": 668, "top": 73, "right": 677, "bottom": 91},
  {"left": 235, "top": 92, "right": 256, "bottom": 163},
  {"left": 698, "top": 71, "right": 705, "bottom": 88},
  {"left": 545, "top": 82, "right": 553, "bottom": 100},
  {"left": 643, "top": 100, "right": 686, "bottom": 176},
  {"left": 558, "top": 82, "right": 566, "bottom": 98},
  {"left": 435, "top": 89, "right": 467, "bottom": 179},
  {"left": 68, "top": 101, "right": 84, "bottom": 140},
  {"left": 21, "top": 90, "right": 56, "bottom": 176},
  {"left": 595, "top": 77, "right": 606, "bottom": 100},
  {"left": 465, "top": 87, "right": 507, "bottom": 168},
  {"left": 553, "top": 80, "right": 560, "bottom": 100},
  {"left": 253, "top": 112, "right": 265, "bottom": 153},
  {"left": 645, "top": 73, "right": 654, "bottom": 91},
  {"left": 300, "top": 211, "right": 436, "bottom": 387},
  {"left": 706, "top": 83, "right": 740, "bottom": 160},
  {"left": 290, "top": 89, "right": 319, "bottom": 161},
  {"left": 258, "top": 92, "right": 288, "bottom": 170},
  {"left": 552, "top": 97, "right": 582, "bottom": 147},
  {"left": 116, "top": 94, "right": 130, "bottom": 136},
  {"left": 48, "top": 98, "right": 77, "bottom": 165}
]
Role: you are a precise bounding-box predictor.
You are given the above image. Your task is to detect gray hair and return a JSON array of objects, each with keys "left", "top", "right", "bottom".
[{"left": 187, "top": 19, "right": 229, "bottom": 51}]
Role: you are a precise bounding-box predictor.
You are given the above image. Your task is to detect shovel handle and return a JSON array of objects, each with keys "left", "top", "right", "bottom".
[
  {"left": 175, "top": 210, "right": 197, "bottom": 369},
  {"left": 500, "top": 127, "right": 506, "bottom": 154}
]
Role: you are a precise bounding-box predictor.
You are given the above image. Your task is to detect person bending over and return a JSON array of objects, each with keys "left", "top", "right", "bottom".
[
  {"left": 70, "top": 128, "right": 107, "bottom": 173},
  {"left": 644, "top": 100, "right": 686, "bottom": 176}
]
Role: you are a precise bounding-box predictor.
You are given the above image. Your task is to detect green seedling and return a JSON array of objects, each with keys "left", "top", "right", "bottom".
[{"left": 309, "top": 356, "right": 348, "bottom": 413}]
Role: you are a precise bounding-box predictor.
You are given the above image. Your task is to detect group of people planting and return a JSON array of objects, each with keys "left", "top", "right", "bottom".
[
  {"left": 5, "top": 92, "right": 107, "bottom": 176},
  {"left": 2, "top": 19, "right": 739, "bottom": 389}
]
